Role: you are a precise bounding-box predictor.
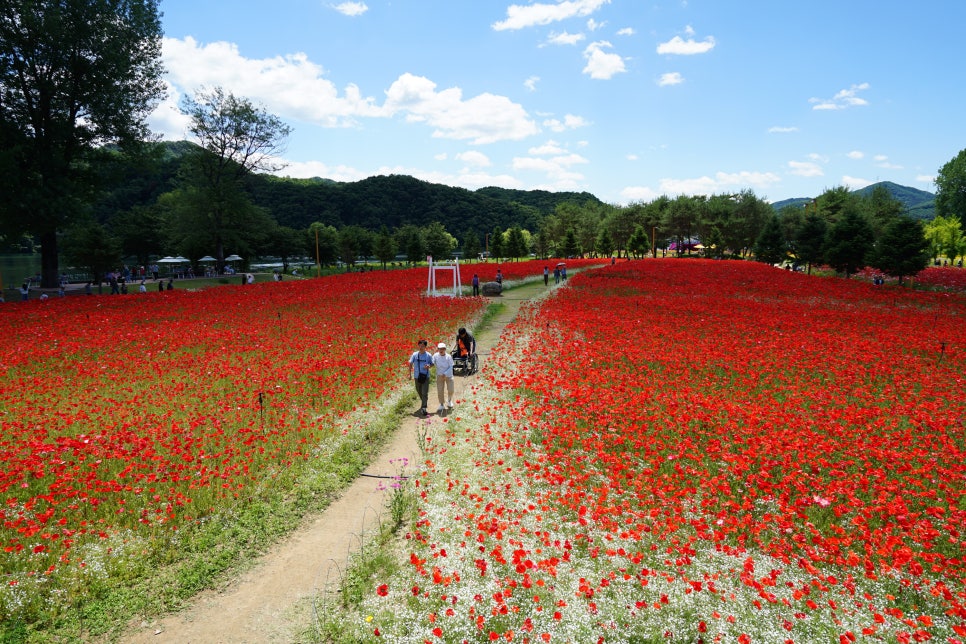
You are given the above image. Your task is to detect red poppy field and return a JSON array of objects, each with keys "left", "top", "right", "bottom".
[
  {"left": 364, "top": 260, "right": 966, "bottom": 643},
  {"left": 0, "top": 266, "right": 499, "bottom": 623}
]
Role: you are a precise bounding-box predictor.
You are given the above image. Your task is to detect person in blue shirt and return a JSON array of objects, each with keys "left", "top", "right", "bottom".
[{"left": 408, "top": 339, "right": 433, "bottom": 416}]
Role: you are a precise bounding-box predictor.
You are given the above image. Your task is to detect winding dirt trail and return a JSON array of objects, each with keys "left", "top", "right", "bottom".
[{"left": 121, "top": 278, "right": 553, "bottom": 644}]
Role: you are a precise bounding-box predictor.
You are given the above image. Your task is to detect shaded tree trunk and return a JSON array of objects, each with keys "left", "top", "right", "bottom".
[{"left": 41, "top": 231, "right": 59, "bottom": 288}]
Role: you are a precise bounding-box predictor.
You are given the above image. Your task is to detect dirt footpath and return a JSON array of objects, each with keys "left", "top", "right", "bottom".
[{"left": 121, "top": 279, "right": 554, "bottom": 644}]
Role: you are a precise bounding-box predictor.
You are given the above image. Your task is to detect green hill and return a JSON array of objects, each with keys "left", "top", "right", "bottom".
[{"left": 772, "top": 181, "right": 935, "bottom": 219}]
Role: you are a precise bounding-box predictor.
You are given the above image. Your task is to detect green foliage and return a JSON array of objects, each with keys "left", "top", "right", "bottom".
[
  {"left": 373, "top": 226, "right": 398, "bottom": 268},
  {"left": 0, "top": 0, "right": 165, "bottom": 287},
  {"left": 824, "top": 206, "right": 875, "bottom": 277},
  {"left": 423, "top": 221, "right": 456, "bottom": 260},
  {"left": 869, "top": 216, "right": 930, "bottom": 283},
  {"left": 794, "top": 210, "right": 827, "bottom": 273},
  {"left": 173, "top": 87, "right": 292, "bottom": 268},
  {"left": 936, "top": 148, "right": 966, "bottom": 229},
  {"left": 462, "top": 229, "right": 482, "bottom": 260},
  {"left": 752, "top": 213, "right": 788, "bottom": 265},
  {"left": 505, "top": 226, "right": 528, "bottom": 259},
  {"left": 924, "top": 215, "right": 965, "bottom": 262},
  {"left": 489, "top": 226, "right": 505, "bottom": 259},
  {"left": 59, "top": 222, "right": 123, "bottom": 282}
]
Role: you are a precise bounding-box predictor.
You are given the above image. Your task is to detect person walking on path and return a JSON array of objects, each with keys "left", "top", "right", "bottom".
[
  {"left": 408, "top": 339, "right": 433, "bottom": 416},
  {"left": 472, "top": 273, "right": 480, "bottom": 297},
  {"left": 543, "top": 266, "right": 549, "bottom": 286},
  {"left": 553, "top": 266, "right": 560, "bottom": 284},
  {"left": 432, "top": 342, "right": 455, "bottom": 413}
]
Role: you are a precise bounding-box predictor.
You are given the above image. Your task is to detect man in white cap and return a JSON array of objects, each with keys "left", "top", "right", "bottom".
[{"left": 432, "top": 342, "right": 455, "bottom": 413}]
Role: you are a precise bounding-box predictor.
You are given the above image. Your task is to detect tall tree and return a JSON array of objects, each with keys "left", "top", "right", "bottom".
[
  {"left": 923, "top": 215, "right": 965, "bottom": 263},
  {"left": 307, "top": 222, "right": 339, "bottom": 268},
  {"left": 60, "top": 221, "right": 122, "bottom": 285},
  {"left": 505, "top": 226, "right": 527, "bottom": 260},
  {"left": 395, "top": 224, "right": 426, "bottom": 265},
  {"left": 0, "top": 0, "right": 165, "bottom": 287},
  {"left": 868, "top": 216, "right": 930, "bottom": 285},
  {"left": 935, "top": 148, "right": 966, "bottom": 229},
  {"left": 462, "top": 230, "right": 481, "bottom": 261},
  {"left": 753, "top": 213, "right": 788, "bottom": 265},
  {"left": 373, "top": 225, "right": 397, "bottom": 269},
  {"left": 488, "top": 227, "right": 505, "bottom": 260},
  {"left": 423, "top": 221, "right": 455, "bottom": 261},
  {"left": 176, "top": 87, "right": 291, "bottom": 271},
  {"left": 795, "top": 206, "right": 827, "bottom": 274},
  {"left": 824, "top": 207, "right": 874, "bottom": 278}
]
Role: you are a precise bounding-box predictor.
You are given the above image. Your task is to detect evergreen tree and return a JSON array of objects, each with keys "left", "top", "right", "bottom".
[
  {"left": 824, "top": 207, "right": 874, "bottom": 277},
  {"left": 505, "top": 226, "right": 527, "bottom": 259},
  {"left": 373, "top": 225, "right": 397, "bottom": 269},
  {"left": 595, "top": 228, "right": 614, "bottom": 258},
  {"left": 489, "top": 227, "right": 505, "bottom": 260},
  {"left": 627, "top": 226, "right": 650, "bottom": 258},
  {"left": 562, "top": 229, "right": 580, "bottom": 258},
  {"left": 462, "top": 230, "right": 481, "bottom": 260},
  {"left": 869, "top": 216, "right": 930, "bottom": 285},
  {"left": 795, "top": 210, "right": 827, "bottom": 274},
  {"left": 753, "top": 214, "right": 788, "bottom": 265}
]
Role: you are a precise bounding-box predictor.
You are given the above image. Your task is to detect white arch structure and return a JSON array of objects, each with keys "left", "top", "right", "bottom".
[{"left": 426, "top": 256, "right": 462, "bottom": 297}]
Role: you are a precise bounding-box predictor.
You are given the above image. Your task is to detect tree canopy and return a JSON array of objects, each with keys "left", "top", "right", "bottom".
[
  {"left": 0, "top": 0, "right": 165, "bottom": 287},
  {"left": 935, "top": 148, "right": 966, "bottom": 230}
]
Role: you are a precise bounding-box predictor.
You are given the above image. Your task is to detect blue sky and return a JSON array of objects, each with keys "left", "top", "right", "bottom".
[{"left": 150, "top": 0, "right": 965, "bottom": 205}]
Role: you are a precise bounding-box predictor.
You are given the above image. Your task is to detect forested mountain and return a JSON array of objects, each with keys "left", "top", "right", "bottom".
[
  {"left": 246, "top": 173, "right": 548, "bottom": 235},
  {"left": 772, "top": 181, "right": 935, "bottom": 219},
  {"left": 94, "top": 141, "right": 603, "bottom": 236}
]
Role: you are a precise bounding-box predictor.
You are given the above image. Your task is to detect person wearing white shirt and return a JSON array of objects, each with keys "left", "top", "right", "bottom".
[{"left": 432, "top": 342, "right": 455, "bottom": 413}]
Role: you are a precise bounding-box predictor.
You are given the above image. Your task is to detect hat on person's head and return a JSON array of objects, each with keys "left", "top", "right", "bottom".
[{"left": 437, "top": 342, "right": 447, "bottom": 349}]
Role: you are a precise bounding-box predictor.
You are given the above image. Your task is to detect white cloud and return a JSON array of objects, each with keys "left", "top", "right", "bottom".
[
  {"left": 810, "top": 82, "right": 870, "bottom": 110},
  {"left": 524, "top": 76, "right": 540, "bottom": 92},
  {"left": 582, "top": 41, "right": 626, "bottom": 79},
  {"left": 383, "top": 73, "right": 539, "bottom": 144},
  {"left": 492, "top": 0, "right": 611, "bottom": 31},
  {"left": 916, "top": 174, "right": 935, "bottom": 185},
  {"left": 626, "top": 153, "right": 638, "bottom": 161},
  {"left": 434, "top": 153, "right": 448, "bottom": 161},
  {"left": 620, "top": 186, "right": 661, "bottom": 202},
  {"left": 875, "top": 155, "right": 902, "bottom": 170},
  {"left": 513, "top": 152, "right": 589, "bottom": 188},
  {"left": 158, "top": 38, "right": 539, "bottom": 145},
  {"left": 767, "top": 126, "right": 798, "bottom": 134},
  {"left": 847, "top": 150, "right": 864, "bottom": 159},
  {"left": 277, "top": 159, "right": 369, "bottom": 182},
  {"left": 543, "top": 113, "right": 589, "bottom": 132},
  {"left": 147, "top": 80, "right": 192, "bottom": 139},
  {"left": 331, "top": 2, "right": 368, "bottom": 17},
  {"left": 159, "top": 37, "right": 383, "bottom": 128},
  {"left": 587, "top": 18, "right": 605, "bottom": 31},
  {"left": 617, "top": 27, "right": 635, "bottom": 36},
  {"left": 788, "top": 160, "right": 824, "bottom": 177},
  {"left": 659, "top": 171, "right": 781, "bottom": 196},
  {"left": 656, "top": 34, "right": 716, "bottom": 55},
  {"left": 455, "top": 150, "right": 491, "bottom": 167},
  {"left": 546, "top": 31, "right": 585, "bottom": 46},
  {"left": 528, "top": 140, "right": 568, "bottom": 155},
  {"left": 841, "top": 175, "right": 874, "bottom": 190},
  {"left": 658, "top": 72, "right": 684, "bottom": 86}
]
